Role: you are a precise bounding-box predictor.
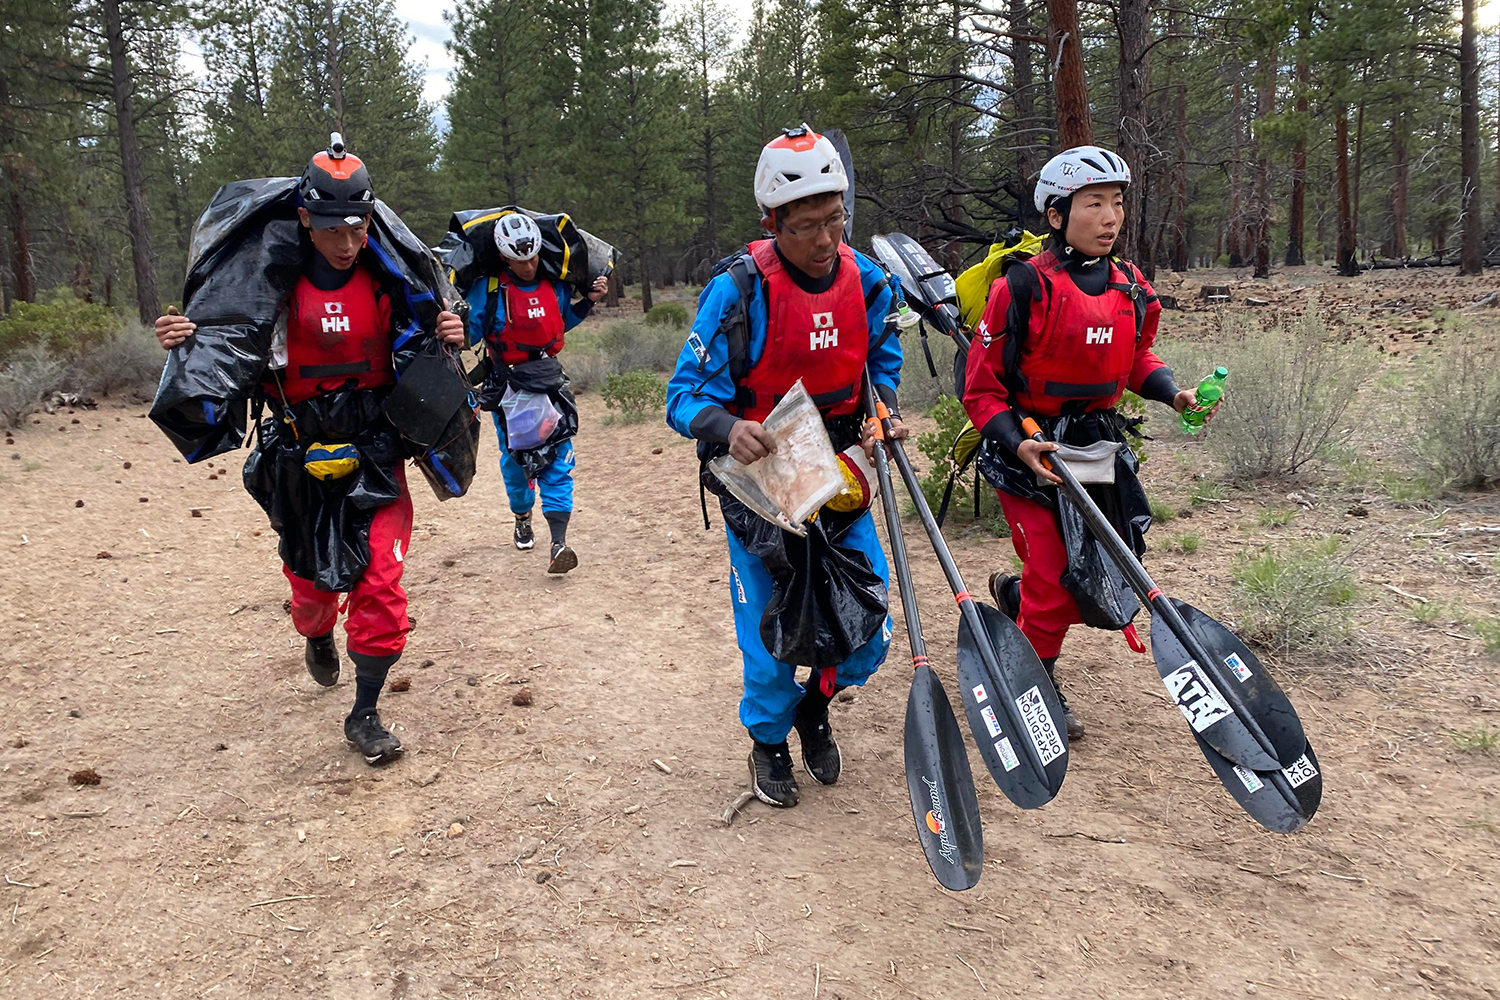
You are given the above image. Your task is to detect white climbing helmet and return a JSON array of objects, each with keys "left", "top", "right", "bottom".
[
  {"left": 753, "top": 124, "right": 848, "bottom": 214},
  {"left": 1034, "top": 146, "right": 1132, "bottom": 214},
  {"left": 494, "top": 213, "right": 543, "bottom": 261}
]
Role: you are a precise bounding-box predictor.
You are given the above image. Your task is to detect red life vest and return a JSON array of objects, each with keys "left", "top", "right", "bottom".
[
  {"left": 735, "top": 239, "right": 868, "bottom": 422},
  {"left": 275, "top": 266, "right": 394, "bottom": 405},
  {"left": 485, "top": 277, "right": 565, "bottom": 366},
  {"left": 1007, "top": 248, "right": 1142, "bottom": 417}
]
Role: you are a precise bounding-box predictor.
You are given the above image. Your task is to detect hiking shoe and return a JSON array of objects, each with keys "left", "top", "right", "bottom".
[
  {"left": 304, "top": 633, "right": 339, "bottom": 687},
  {"left": 988, "top": 572, "right": 1021, "bottom": 621},
  {"left": 547, "top": 542, "right": 577, "bottom": 575},
  {"left": 749, "top": 741, "right": 800, "bottom": 807},
  {"left": 344, "top": 711, "right": 404, "bottom": 765},
  {"left": 513, "top": 514, "right": 535, "bottom": 550},
  {"left": 794, "top": 709, "right": 842, "bottom": 786},
  {"left": 1042, "top": 658, "right": 1085, "bottom": 742}
]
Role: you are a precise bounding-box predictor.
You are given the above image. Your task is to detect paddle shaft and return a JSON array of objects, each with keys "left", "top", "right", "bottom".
[
  {"left": 870, "top": 386, "right": 1052, "bottom": 783},
  {"left": 1018, "top": 416, "right": 1282, "bottom": 765},
  {"left": 862, "top": 379, "right": 928, "bottom": 668}
]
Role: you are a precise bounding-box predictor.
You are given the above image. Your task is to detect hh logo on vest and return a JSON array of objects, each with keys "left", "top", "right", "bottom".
[
  {"left": 809, "top": 311, "right": 838, "bottom": 350},
  {"left": 526, "top": 296, "right": 545, "bottom": 320},
  {"left": 321, "top": 301, "right": 350, "bottom": 335},
  {"left": 1085, "top": 326, "right": 1113, "bottom": 345}
]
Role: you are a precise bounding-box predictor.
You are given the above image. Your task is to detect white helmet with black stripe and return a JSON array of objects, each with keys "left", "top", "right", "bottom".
[
  {"left": 494, "top": 213, "right": 543, "bottom": 261},
  {"left": 1034, "top": 146, "right": 1132, "bottom": 214}
]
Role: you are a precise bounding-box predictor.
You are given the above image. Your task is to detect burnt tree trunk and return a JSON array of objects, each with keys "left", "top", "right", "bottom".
[
  {"left": 1458, "top": 0, "right": 1482, "bottom": 274},
  {"left": 1335, "top": 105, "right": 1358, "bottom": 277},
  {"left": 102, "top": 0, "right": 160, "bottom": 324},
  {"left": 1046, "top": 0, "right": 1091, "bottom": 147},
  {"left": 1116, "top": 0, "right": 1150, "bottom": 267}
]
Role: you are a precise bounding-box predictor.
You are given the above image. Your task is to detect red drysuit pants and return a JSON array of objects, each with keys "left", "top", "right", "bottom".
[
  {"left": 284, "top": 464, "right": 414, "bottom": 657},
  {"left": 997, "top": 490, "right": 1080, "bottom": 659}
]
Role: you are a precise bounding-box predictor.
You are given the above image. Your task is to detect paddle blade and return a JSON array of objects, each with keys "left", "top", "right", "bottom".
[
  {"left": 1194, "top": 736, "right": 1323, "bottom": 834},
  {"left": 956, "top": 602, "right": 1068, "bottom": 809},
  {"left": 1150, "top": 601, "right": 1303, "bottom": 771},
  {"left": 904, "top": 665, "right": 984, "bottom": 891}
]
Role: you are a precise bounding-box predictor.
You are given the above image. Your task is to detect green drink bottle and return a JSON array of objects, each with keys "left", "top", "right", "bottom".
[{"left": 1179, "top": 366, "right": 1227, "bottom": 434}]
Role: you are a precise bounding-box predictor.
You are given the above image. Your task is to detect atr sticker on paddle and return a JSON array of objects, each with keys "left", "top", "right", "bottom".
[
  {"left": 995, "top": 737, "right": 1020, "bottom": 772},
  {"left": 1163, "top": 661, "right": 1234, "bottom": 733},
  {"left": 1232, "top": 764, "right": 1264, "bottom": 793},
  {"left": 1281, "top": 753, "right": 1319, "bottom": 788},
  {"left": 980, "top": 705, "right": 1003, "bottom": 738},
  {"left": 1016, "top": 685, "right": 1065, "bottom": 766},
  {"left": 1225, "top": 652, "right": 1253, "bottom": 683}
]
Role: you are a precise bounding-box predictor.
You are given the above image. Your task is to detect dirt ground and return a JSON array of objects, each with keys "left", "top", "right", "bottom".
[{"left": 3, "top": 268, "right": 1499, "bottom": 999}]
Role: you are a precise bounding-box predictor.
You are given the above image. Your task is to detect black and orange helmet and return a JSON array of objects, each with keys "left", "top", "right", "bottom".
[{"left": 298, "top": 132, "right": 375, "bottom": 228}]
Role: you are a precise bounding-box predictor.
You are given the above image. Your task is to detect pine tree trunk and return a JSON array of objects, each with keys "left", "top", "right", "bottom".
[
  {"left": 1285, "top": 22, "right": 1308, "bottom": 266},
  {"left": 1011, "top": 0, "right": 1040, "bottom": 229},
  {"left": 1391, "top": 112, "right": 1409, "bottom": 258},
  {"left": 1172, "top": 79, "right": 1188, "bottom": 270},
  {"left": 2, "top": 156, "right": 33, "bottom": 304},
  {"left": 1335, "top": 106, "right": 1358, "bottom": 277},
  {"left": 1458, "top": 0, "right": 1483, "bottom": 274},
  {"left": 1352, "top": 94, "right": 1365, "bottom": 255},
  {"left": 639, "top": 256, "right": 653, "bottom": 313},
  {"left": 1253, "top": 59, "right": 1274, "bottom": 279},
  {"left": 1046, "top": 0, "right": 1091, "bottom": 147},
  {"left": 1227, "top": 55, "right": 1244, "bottom": 268},
  {"left": 324, "top": 0, "right": 346, "bottom": 134},
  {"left": 1116, "top": 0, "right": 1150, "bottom": 267},
  {"left": 102, "top": 0, "right": 160, "bottom": 324}
]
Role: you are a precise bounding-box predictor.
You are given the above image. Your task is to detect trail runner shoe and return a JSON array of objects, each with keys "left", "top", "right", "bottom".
[
  {"left": 749, "top": 741, "right": 800, "bottom": 807},
  {"left": 1042, "top": 657, "right": 1085, "bottom": 742},
  {"left": 304, "top": 633, "right": 340, "bottom": 687},
  {"left": 344, "top": 711, "right": 404, "bottom": 765},
  {"left": 988, "top": 572, "right": 1021, "bottom": 621},
  {"left": 547, "top": 542, "right": 578, "bottom": 575},
  {"left": 513, "top": 514, "right": 535, "bottom": 550},
  {"left": 794, "top": 707, "right": 842, "bottom": 785}
]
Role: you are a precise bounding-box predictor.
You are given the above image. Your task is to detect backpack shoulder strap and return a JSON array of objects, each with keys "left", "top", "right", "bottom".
[{"left": 1107, "top": 258, "right": 1149, "bottom": 341}]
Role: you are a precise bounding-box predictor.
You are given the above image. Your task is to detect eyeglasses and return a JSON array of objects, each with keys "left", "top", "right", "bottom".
[{"left": 781, "top": 211, "right": 847, "bottom": 240}]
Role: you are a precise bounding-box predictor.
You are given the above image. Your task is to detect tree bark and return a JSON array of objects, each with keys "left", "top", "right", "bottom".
[
  {"left": 1172, "top": 78, "right": 1188, "bottom": 270},
  {"left": 1252, "top": 55, "right": 1274, "bottom": 279},
  {"left": 102, "top": 0, "right": 161, "bottom": 324},
  {"left": 1046, "top": 0, "right": 1091, "bottom": 147},
  {"left": 1116, "top": 0, "right": 1150, "bottom": 267},
  {"left": 1335, "top": 105, "right": 1358, "bottom": 276},
  {"left": 1285, "top": 20, "right": 1308, "bottom": 266},
  {"left": 323, "top": 0, "right": 346, "bottom": 134},
  {"left": 1458, "top": 0, "right": 1482, "bottom": 274},
  {"left": 1352, "top": 93, "right": 1365, "bottom": 254},
  {"left": 3, "top": 156, "right": 33, "bottom": 304},
  {"left": 1391, "top": 111, "right": 1408, "bottom": 258},
  {"left": 1011, "top": 0, "right": 1041, "bottom": 229},
  {"left": 1227, "top": 55, "right": 1244, "bottom": 267}
]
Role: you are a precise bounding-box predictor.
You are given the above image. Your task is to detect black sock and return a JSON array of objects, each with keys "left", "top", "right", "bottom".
[
  {"left": 348, "top": 651, "right": 400, "bottom": 718},
  {"left": 795, "top": 681, "right": 846, "bottom": 727},
  {"left": 543, "top": 510, "right": 570, "bottom": 546}
]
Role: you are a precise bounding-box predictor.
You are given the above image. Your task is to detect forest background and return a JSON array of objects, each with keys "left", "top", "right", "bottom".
[{"left": 1, "top": 0, "right": 1497, "bottom": 323}]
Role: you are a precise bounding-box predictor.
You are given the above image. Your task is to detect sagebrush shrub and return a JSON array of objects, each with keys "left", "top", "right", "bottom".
[
  {"left": 0, "top": 339, "right": 68, "bottom": 426},
  {"left": 1409, "top": 322, "right": 1500, "bottom": 490},
  {"left": 1231, "top": 537, "right": 1359, "bottom": 659}
]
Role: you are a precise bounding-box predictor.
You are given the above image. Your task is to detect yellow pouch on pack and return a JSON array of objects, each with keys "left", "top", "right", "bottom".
[
  {"left": 304, "top": 442, "right": 361, "bottom": 481},
  {"left": 826, "top": 445, "right": 879, "bottom": 513},
  {"left": 954, "top": 231, "right": 1046, "bottom": 332},
  {"left": 950, "top": 419, "right": 982, "bottom": 470}
]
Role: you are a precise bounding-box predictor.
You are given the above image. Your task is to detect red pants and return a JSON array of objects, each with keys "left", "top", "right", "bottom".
[
  {"left": 284, "top": 464, "right": 414, "bottom": 657},
  {"left": 998, "top": 490, "right": 1080, "bottom": 659}
]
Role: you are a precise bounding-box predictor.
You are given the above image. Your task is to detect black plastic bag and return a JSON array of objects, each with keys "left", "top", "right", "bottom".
[
  {"left": 243, "top": 389, "right": 402, "bottom": 592},
  {"left": 435, "top": 206, "right": 615, "bottom": 296},
  {"left": 411, "top": 402, "right": 482, "bottom": 502},
  {"left": 151, "top": 176, "right": 451, "bottom": 464},
  {"left": 723, "top": 497, "right": 888, "bottom": 669}
]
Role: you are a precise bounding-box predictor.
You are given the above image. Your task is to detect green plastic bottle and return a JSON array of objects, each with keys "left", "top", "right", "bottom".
[{"left": 1179, "top": 366, "right": 1227, "bottom": 435}]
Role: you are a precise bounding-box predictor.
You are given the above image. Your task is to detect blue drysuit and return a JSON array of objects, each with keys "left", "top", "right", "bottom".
[
  {"left": 466, "top": 276, "right": 590, "bottom": 515},
  {"left": 666, "top": 244, "right": 903, "bottom": 744}
]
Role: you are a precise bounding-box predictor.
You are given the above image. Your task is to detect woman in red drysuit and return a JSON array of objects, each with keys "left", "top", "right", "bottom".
[{"left": 963, "top": 145, "right": 1216, "bottom": 741}]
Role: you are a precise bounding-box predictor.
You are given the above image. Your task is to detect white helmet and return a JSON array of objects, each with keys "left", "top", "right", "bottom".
[
  {"left": 753, "top": 124, "right": 848, "bottom": 214},
  {"left": 1034, "top": 146, "right": 1132, "bottom": 214},
  {"left": 494, "top": 213, "right": 543, "bottom": 261}
]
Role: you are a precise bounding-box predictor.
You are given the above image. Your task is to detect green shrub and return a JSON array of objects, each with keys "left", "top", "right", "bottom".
[
  {"left": 1162, "top": 532, "right": 1201, "bottom": 554},
  {"left": 913, "top": 394, "right": 1007, "bottom": 536},
  {"left": 1449, "top": 726, "right": 1498, "bottom": 752},
  {"left": 0, "top": 288, "right": 123, "bottom": 362},
  {"left": 1257, "top": 507, "right": 1297, "bottom": 528},
  {"left": 1409, "top": 323, "right": 1500, "bottom": 490},
  {"left": 1189, "top": 480, "right": 1227, "bottom": 505},
  {"left": 602, "top": 370, "right": 667, "bottom": 423},
  {"left": 596, "top": 320, "right": 682, "bottom": 374},
  {"left": 1149, "top": 497, "right": 1177, "bottom": 523},
  {"left": 645, "top": 302, "right": 689, "bottom": 328},
  {"left": 1198, "top": 303, "right": 1376, "bottom": 480},
  {"left": 1472, "top": 617, "right": 1500, "bottom": 655},
  {"left": 70, "top": 322, "right": 162, "bottom": 398},
  {"left": 1231, "top": 537, "right": 1359, "bottom": 658}
]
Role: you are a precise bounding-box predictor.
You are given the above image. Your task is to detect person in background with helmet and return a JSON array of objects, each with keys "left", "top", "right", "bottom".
[
  {"left": 465, "top": 213, "right": 608, "bottom": 574},
  {"left": 962, "top": 145, "right": 1217, "bottom": 741},
  {"left": 153, "top": 134, "right": 466, "bottom": 765},
  {"left": 665, "top": 124, "right": 907, "bottom": 809}
]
